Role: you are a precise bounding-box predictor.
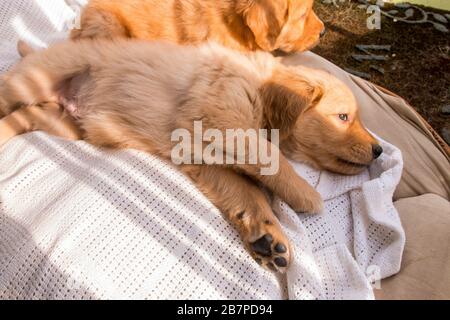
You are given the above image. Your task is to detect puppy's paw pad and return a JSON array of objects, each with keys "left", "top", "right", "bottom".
[
  {"left": 251, "top": 234, "right": 273, "bottom": 257},
  {"left": 274, "top": 257, "right": 288, "bottom": 267},
  {"left": 274, "top": 243, "right": 287, "bottom": 254},
  {"left": 250, "top": 234, "right": 290, "bottom": 273}
]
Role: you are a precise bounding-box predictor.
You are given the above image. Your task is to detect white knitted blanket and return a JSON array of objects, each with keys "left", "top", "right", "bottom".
[{"left": 0, "top": 0, "right": 405, "bottom": 300}]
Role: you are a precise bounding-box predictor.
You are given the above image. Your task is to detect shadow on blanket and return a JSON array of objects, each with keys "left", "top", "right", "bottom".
[
  {"left": 6, "top": 2, "right": 58, "bottom": 43},
  {"left": 0, "top": 1, "right": 78, "bottom": 73},
  {"left": 2, "top": 133, "right": 285, "bottom": 297}
]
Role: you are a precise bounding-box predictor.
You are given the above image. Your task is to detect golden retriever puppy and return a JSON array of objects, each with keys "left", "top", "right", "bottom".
[
  {"left": 1, "top": 0, "right": 325, "bottom": 194},
  {"left": 0, "top": 40, "right": 381, "bottom": 271},
  {"left": 25, "top": 0, "right": 324, "bottom": 151},
  {"left": 71, "top": 0, "right": 325, "bottom": 53}
]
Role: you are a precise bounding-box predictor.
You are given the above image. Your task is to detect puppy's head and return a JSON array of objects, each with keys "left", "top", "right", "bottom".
[
  {"left": 261, "top": 67, "right": 382, "bottom": 175},
  {"left": 239, "top": 0, "right": 324, "bottom": 52}
]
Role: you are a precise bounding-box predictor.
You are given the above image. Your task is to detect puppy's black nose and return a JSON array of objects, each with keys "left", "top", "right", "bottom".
[
  {"left": 372, "top": 144, "right": 383, "bottom": 159},
  {"left": 320, "top": 28, "right": 326, "bottom": 38}
]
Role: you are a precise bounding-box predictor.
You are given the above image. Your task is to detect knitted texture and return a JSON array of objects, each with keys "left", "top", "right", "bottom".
[{"left": 0, "top": 0, "right": 405, "bottom": 299}]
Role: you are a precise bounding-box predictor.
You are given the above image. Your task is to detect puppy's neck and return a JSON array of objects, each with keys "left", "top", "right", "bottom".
[{"left": 218, "top": 4, "right": 260, "bottom": 51}]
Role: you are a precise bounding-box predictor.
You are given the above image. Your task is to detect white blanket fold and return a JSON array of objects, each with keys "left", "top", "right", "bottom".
[{"left": 278, "top": 140, "right": 404, "bottom": 299}]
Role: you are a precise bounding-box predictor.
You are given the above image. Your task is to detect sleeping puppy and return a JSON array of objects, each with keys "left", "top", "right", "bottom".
[
  {"left": 72, "top": 0, "right": 325, "bottom": 53},
  {"left": 0, "top": 40, "right": 382, "bottom": 272},
  {"left": 3, "top": 0, "right": 325, "bottom": 158}
]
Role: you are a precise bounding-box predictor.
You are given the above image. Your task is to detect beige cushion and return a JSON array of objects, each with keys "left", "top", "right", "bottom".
[{"left": 375, "top": 194, "right": 450, "bottom": 300}]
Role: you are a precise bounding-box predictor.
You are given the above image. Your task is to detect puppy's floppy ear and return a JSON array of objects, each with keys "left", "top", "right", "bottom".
[
  {"left": 260, "top": 76, "right": 322, "bottom": 137},
  {"left": 242, "top": 0, "right": 283, "bottom": 51}
]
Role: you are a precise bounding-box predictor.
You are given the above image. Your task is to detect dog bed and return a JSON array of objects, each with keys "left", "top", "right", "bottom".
[
  {"left": 0, "top": 131, "right": 404, "bottom": 300},
  {"left": 0, "top": 0, "right": 449, "bottom": 300}
]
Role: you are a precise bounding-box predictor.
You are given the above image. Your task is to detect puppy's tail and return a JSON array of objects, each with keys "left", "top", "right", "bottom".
[{"left": 17, "top": 40, "right": 35, "bottom": 58}]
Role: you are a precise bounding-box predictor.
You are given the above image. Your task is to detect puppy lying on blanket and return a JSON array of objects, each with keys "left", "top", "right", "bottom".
[
  {"left": 0, "top": 39, "right": 382, "bottom": 272},
  {"left": 72, "top": 0, "right": 325, "bottom": 53}
]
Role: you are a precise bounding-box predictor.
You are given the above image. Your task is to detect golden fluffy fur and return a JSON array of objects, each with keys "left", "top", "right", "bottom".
[
  {"left": 0, "top": 39, "right": 381, "bottom": 271},
  {"left": 7, "top": 0, "right": 326, "bottom": 157},
  {"left": 71, "top": 0, "right": 324, "bottom": 53}
]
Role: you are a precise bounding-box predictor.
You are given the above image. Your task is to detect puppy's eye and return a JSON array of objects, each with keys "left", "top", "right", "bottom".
[{"left": 338, "top": 114, "right": 348, "bottom": 122}]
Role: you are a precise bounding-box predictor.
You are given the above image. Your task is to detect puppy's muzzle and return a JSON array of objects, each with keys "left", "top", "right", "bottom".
[{"left": 372, "top": 144, "right": 383, "bottom": 159}]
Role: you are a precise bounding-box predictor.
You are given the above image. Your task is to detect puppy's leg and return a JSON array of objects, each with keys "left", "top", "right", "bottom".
[
  {"left": 0, "top": 40, "right": 94, "bottom": 118},
  {"left": 0, "top": 102, "right": 83, "bottom": 146},
  {"left": 236, "top": 149, "right": 323, "bottom": 214},
  {"left": 182, "top": 78, "right": 323, "bottom": 214},
  {"left": 181, "top": 165, "right": 291, "bottom": 272},
  {"left": 192, "top": 123, "right": 322, "bottom": 214},
  {"left": 0, "top": 67, "right": 57, "bottom": 116}
]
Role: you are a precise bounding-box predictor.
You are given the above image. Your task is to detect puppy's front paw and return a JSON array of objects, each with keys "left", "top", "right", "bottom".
[
  {"left": 249, "top": 232, "right": 291, "bottom": 273},
  {"left": 236, "top": 210, "right": 291, "bottom": 273},
  {"left": 289, "top": 186, "right": 323, "bottom": 215}
]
